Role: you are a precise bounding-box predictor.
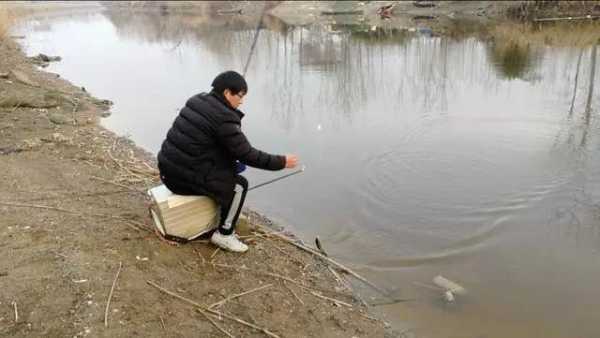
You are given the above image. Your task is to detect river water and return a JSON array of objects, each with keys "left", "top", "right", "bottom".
[{"left": 15, "top": 8, "right": 600, "bottom": 338}]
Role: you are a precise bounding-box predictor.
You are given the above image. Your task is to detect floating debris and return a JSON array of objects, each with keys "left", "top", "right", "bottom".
[{"left": 433, "top": 275, "right": 467, "bottom": 302}]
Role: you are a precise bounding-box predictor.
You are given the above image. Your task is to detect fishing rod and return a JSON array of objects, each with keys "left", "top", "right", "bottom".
[
  {"left": 249, "top": 165, "right": 305, "bottom": 191},
  {"left": 242, "top": 4, "right": 303, "bottom": 191},
  {"left": 242, "top": 2, "right": 268, "bottom": 77}
]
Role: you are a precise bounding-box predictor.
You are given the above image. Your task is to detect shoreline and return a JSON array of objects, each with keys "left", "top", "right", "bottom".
[{"left": 0, "top": 13, "right": 396, "bottom": 338}]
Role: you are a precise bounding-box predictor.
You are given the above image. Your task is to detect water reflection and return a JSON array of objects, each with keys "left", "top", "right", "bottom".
[{"left": 488, "top": 41, "right": 536, "bottom": 80}]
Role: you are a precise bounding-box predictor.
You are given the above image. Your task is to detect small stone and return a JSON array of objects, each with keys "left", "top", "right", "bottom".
[{"left": 0, "top": 73, "right": 8, "bottom": 79}]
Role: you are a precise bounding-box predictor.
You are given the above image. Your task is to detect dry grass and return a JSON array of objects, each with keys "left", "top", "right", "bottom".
[
  {"left": 507, "top": 1, "right": 600, "bottom": 20},
  {"left": 490, "top": 21, "right": 600, "bottom": 48}
]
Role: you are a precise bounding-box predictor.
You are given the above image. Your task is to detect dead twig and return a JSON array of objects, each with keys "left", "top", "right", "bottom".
[
  {"left": 283, "top": 281, "right": 304, "bottom": 305},
  {"left": 327, "top": 266, "right": 350, "bottom": 291},
  {"left": 147, "top": 280, "right": 280, "bottom": 338},
  {"left": 256, "top": 225, "right": 387, "bottom": 295},
  {"left": 193, "top": 248, "right": 207, "bottom": 265},
  {"left": 310, "top": 291, "right": 352, "bottom": 307},
  {"left": 210, "top": 247, "right": 220, "bottom": 262},
  {"left": 0, "top": 201, "right": 150, "bottom": 233},
  {"left": 106, "top": 147, "right": 154, "bottom": 181},
  {"left": 211, "top": 263, "right": 348, "bottom": 298},
  {"left": 105, "top": 262, "right": 123, "bottom": 327},
  {"left": 11, "top": 301, "right": 18, "bottom": 323},
  {"left": 18, "top": 189, "right": 129, "bottom": 202},
  {"left": 159, "top": 316, "right": 166, "bottom": 330},
  {"left": 11, "top": 102, "right": 22, "bottom": 113},
  {"left": 89, "top": 175, "right": 145, "bottom": 194},
  {"left": 201, "top": 312, "right": 235, "bottom": 338},
  {"left": 209, "top": 284, "right": 272, "bottom": 310},
  {"left": 264, "top": 239, "right": 306, "bottom": 267}
]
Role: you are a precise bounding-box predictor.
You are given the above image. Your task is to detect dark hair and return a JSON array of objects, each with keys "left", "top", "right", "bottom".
[{"left": 211, "top": 71, "right": 248, "bottom": 95}]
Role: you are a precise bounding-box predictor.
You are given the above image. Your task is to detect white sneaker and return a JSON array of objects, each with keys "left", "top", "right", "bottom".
[{"left": 210, "top": 231, "right": 248, "bottom": 253}]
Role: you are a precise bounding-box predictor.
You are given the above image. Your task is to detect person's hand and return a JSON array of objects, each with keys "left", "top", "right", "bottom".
[{"left": 285, "top": 154, "right": 299, "bottom": 168}]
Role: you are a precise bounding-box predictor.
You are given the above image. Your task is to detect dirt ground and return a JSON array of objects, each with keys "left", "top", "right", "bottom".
[{"left": 0, "top": 36, "right": 395, "bottom": 337}]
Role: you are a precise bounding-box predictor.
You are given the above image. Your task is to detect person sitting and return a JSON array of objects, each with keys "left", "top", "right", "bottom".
[{"left": 157, "top": 71, "right": 298, "bottom": 252}]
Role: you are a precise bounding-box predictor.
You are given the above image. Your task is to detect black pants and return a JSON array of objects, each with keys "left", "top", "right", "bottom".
[{"left": 218, "top": 175, "right": 248, "bottom": 235}]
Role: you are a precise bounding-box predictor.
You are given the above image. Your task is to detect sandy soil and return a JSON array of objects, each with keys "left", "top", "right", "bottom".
[{"left": 0, "top": 36, "right": 394, "bottom": 338}]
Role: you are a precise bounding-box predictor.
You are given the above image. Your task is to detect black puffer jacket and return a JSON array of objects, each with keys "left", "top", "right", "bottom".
[{"left": 157, "top": 92, "right": 286, "bottom": 205}]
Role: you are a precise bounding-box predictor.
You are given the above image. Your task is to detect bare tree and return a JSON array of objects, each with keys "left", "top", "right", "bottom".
[
  {"left": 569, "top": 49, "right": 584, "bottom": 118},
  {"left": 580, "top": 44, "right": 597, "bottom": 147},
  {"left": 584, "top": 44, "right": 597, "bottom": 121}
]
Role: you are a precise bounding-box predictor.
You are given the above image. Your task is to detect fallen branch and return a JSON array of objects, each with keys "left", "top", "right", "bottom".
[
  {"left": 256, "top": 225, "right": 387, "bottom": 295},
  {"left": 147, "top": 280, "right": 280, "bottom": 338},
  {"left": 209, "top": 284, "right": 272, "bottom": 310},
  {"left": 105, "top": 262, "right": 123, "bottom": 327}
]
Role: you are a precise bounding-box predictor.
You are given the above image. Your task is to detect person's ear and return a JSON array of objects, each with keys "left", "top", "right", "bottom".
[{"left": 223, "top": 89, "right": 231, "bottom": 97}]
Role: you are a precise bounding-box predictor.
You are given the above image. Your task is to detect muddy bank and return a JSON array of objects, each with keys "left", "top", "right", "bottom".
[{"left": 0, "top": 28, "right": 395, "bottom": 338}]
